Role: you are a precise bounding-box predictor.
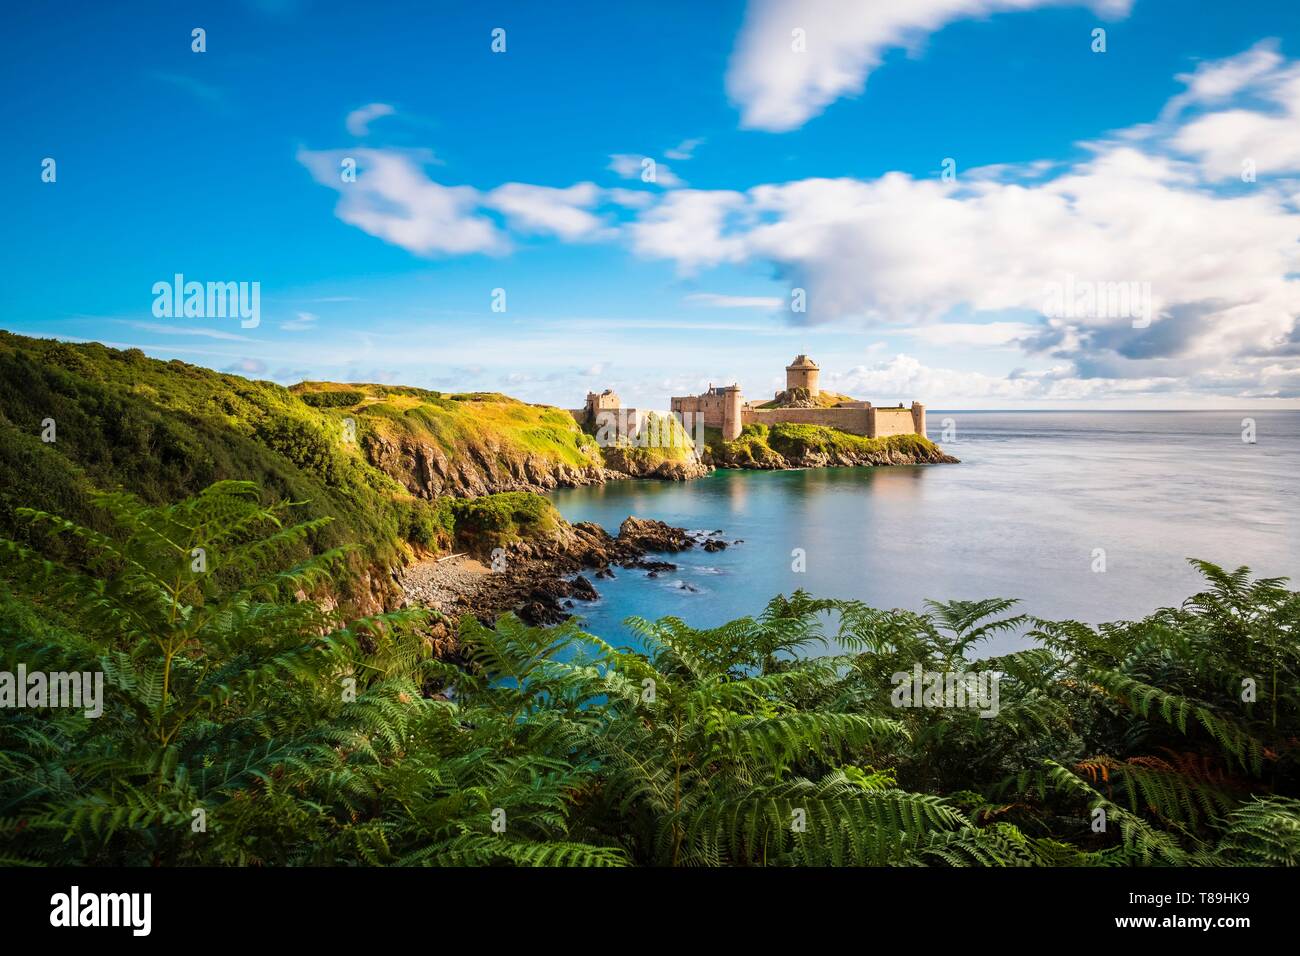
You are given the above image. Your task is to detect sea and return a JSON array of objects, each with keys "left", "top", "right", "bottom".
[{"left": 547, "top": 411, "right": 1300, "bottom": 655}]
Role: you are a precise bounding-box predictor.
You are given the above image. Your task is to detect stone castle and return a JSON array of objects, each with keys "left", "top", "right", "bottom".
[
  {"left": 578, "top": 356, "right": 926, "bottom": 444},
  {"left": 669, "top": 355, "right": 926, "bottom": 441}
]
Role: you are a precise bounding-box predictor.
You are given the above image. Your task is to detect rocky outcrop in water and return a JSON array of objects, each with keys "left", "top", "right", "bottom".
[
  {"left": 401, "top": 515, "right": 714, "bottom": 629},
  {"left": 599, "top": 447, "right": 713, "bottom": 482},
  {"left": 705, "top": 441, "right": 959, "bottom": 470},
  {"left": 617, "top": 516, "right": 696, "bottom": 552}
]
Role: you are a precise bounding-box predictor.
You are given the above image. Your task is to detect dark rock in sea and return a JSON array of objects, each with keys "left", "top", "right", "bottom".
[
  {"left": 570, "top": 574, "right": 599, "bottom": 601},
  {"left": 595, "top": 567, "right": 615, "bottom": 579},
  {"left": 519, "top": 598, "right": 569, "bottom": 626},
  {"left": 624, "top": 558, "right": 677, "bottom": 572},
  {"left": 618, "top": 516, "right": 695, "bottom": 552},
  {"left": 702, "top": 539, "right": 727, "bottom": 552}
]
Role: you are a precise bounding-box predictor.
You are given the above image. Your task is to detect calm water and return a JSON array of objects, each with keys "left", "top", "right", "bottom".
[{"left": 548, "top": 411, "right": 1300, "bottom": 653}]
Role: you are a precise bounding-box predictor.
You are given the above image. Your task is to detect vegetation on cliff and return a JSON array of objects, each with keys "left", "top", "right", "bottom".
[
  {"left": 709, "top": 421, "right": 956, "bottom": 469},
  {"left": 0, "top": 332, "right": 576, "bottom": 612},
  {"left": 2, "top": 481, "right": 1297, "bottom": 866},
  {"left": 296, "top": 381, "right": 609, "bottom": 497}
]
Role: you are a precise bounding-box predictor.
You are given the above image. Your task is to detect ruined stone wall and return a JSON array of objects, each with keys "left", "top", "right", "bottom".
[
  {"left": 671, "top": 394, "right": 725, "bottom": 429},
  {"left": 743, "top": 406, "right": 873, "bottom": 435}
]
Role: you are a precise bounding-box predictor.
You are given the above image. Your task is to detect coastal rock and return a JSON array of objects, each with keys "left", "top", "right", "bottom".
[
  {"left": 618, "top": 516, "right": 695, "bottom": 552},
  {"left": 570, "top": 574, "right": 599, "bottom": 601},
  {"left": 623, "top": 559, "right": 677, "bottom": 572},
  {"left": 599, "top": 446, "right": 713, "bottom": 482},
  {"left": 401, "top": 512, "right": 710, "bottom": 635}
]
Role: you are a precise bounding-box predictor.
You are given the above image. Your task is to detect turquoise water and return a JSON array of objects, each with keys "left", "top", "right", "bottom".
[{"left": 548, "top": 411, "right": 1300, "bottom": 654}]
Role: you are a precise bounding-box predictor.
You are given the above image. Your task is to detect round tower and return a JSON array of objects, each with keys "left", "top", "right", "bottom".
[
  {"left": 721, "top": 384, "right": 744, "bottom": 441},
  {"left": 785, "top": 354, "right": 820, "bottom": 397}
]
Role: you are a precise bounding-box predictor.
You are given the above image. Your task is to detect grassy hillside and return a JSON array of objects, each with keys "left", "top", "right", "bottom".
[
  {"left": 0, "top": 331, "right": 570, "bottom": 610},
  {"left": 293, "top": 381, "right": 603, "bottom": 474}
]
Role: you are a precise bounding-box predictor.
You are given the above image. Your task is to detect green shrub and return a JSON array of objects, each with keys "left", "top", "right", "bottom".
[
  {"left": 300, "top": 389, "right": 365, "bottom": 408},
  {"left": 447, "top": 491, "right": 559, "bottom": 555}
]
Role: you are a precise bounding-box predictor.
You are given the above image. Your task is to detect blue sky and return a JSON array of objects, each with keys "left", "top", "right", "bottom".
[{"left": 5, "top": 0, "right": 1300, "bottom": 408}]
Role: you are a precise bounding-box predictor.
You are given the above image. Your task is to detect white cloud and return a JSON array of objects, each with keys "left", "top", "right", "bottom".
[
  {"left": 630, "top": 155, "right": 1300, "bottom": 377},
  {"left": 896, "top": 321, "right": 1038, "bottom": 349},
  {"left": 281, "top": 311, "right": 319, "bottom": 331},
  {"left": 726, "top": 0, "right": 1133, "bottom": 132},
  {"left": 1169, "top": 40, "right": 1285, "bottom": 110},
  {"left": 485, "top": 182, "right": 606, "bottom": 240},
  {"left": 129, "top": 322, "right": 251, "bottom": 341},
  {"left": 1171, "top": 54, "right": 1300, "bottom": 179},
  {"left": 665, "top": 138, "right": 704, "bottom": 161},
  {"left": 608, "top": 153, "right": 684, "bottom": 188},
  {"left": 346, "top": 102, "right": 395, "bottom": 136},
  {"left": 628, "top": 189, "right": 749, "bottom": 270},
  {"left": 297, "top": 147, "right": 508, "bottom": 256},
  {"left": 685, "top": 293, "right": 784, "bottom": 310},
  {"left": 605, "top": 187, "right": 657, "bottom": 209}
]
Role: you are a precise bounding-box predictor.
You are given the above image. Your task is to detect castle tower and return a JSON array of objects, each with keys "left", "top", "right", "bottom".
[
  {"left": 786, "top": 354, "right": 820, "bottom": 397},
  {"left": 585, "top": 389, "right": 620, "bottom": 416},
  {"left": 910, "top": 402, "right": 927, "bottom": 439},
  {"left": 721, "top": 384, "right": 743, "bottom": 441}
]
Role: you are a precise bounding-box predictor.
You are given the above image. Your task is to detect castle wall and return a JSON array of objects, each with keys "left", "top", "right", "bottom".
[
  {"left": 743, "top": 407, "right": 873, "bottom": 435},
  {"left": 671, "top": 395, "right": 725, "bottom": 429},
  {"left": 870, "top": 408, "right": 915, "bottom": 438},
  {"left": 672, "top": 388, "right": 742, "bottom": 440}
]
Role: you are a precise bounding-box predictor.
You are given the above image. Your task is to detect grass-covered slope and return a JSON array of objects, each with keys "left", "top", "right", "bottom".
[
  {"left": 292, "top": 381, "right": 608, "bottom": 497},
  {"left": 0, "top": 331, "right": 572, "bottom": 611}
]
